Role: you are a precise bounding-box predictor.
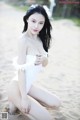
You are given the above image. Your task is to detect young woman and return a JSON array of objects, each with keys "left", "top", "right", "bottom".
[{"left": 7, "top": 5, "right": 61, "bottom": 120}]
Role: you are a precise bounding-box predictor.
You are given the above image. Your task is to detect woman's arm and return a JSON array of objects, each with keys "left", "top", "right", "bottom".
[
  {"left": 18, "top": 69, "right": 27, "bottom": 99},
  {"left": 18, "top": 37, "right": 27, "bottom": 99},
  {"left": 17, "top": 37, "right": 31, "bottom": 113}
]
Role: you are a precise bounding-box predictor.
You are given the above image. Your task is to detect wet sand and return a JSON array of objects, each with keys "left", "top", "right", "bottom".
[{"left": 0, "top": 2, "right": 80, "bottom": 120}]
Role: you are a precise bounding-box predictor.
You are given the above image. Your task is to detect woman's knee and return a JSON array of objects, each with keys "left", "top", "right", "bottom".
[{"left": 47, "top": 94, "right": 61, "bottom": 108}]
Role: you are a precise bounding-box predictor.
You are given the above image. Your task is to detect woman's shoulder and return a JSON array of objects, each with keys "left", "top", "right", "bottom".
[{"left": 18, "top": 33, "right": 29, "bottom": 45}]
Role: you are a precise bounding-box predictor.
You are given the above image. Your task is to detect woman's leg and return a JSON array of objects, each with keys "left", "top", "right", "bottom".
[
  {"left": 6, "top": 81, "right": 52, "bottom": 120},
  {"left": 28, "top": 84, "right": 61, "bottom": 108}
]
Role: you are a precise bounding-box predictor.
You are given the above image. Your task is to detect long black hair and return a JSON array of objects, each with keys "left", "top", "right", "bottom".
[{"left": 23, "top": 5, "right": 52, "bottom": 52}]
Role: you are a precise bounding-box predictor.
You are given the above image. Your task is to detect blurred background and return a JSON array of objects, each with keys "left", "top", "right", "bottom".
[
  {"left": 0, "top": 0, "right": 80, "bottom": 120},
  {"left": 1, "top": 0, "right": 80, "bottom": 25}
]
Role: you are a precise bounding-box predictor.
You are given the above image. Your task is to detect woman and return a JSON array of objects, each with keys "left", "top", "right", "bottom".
[{"left": 7, "top": 5, "right": 61, "bottom": 120}]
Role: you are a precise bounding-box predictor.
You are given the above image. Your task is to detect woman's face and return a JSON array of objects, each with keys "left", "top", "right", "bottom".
[{"left": 27, "top": 13, "right": 45, "bottom": 35}]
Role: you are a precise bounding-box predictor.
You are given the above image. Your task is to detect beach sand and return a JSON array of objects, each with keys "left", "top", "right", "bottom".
[{"left": 0, "top": 2, "right": 80, "bottom": 120}]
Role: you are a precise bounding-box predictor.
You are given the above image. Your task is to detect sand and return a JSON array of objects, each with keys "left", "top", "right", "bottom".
[{"left": 0, "top": 1, "right": 80, "bottom": 120}]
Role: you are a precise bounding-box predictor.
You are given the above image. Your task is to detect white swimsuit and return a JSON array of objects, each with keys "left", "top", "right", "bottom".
[{"left": 12, "top": 55, "right": 45, "bottom": 94}]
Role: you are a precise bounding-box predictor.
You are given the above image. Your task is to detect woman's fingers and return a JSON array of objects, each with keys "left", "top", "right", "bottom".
[
  {"left": 21, "top": 101, "right": 31, "bottom": 114},
  {"left": 26, "top": 104, "right": 31, "bottom": 113},
  {"left": 21, "top": 107, "right": 26, "bottom": 113},
  {"left": 35, "top": 55, "right": 42, "bottom": 65},
  {"left": 21, "top": 106, "right": 30, "bottom": 114}
]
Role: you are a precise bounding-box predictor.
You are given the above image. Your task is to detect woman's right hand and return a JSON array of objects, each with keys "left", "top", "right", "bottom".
[{"left": 21, "top": 97, "right": 31, "bottom": 114}]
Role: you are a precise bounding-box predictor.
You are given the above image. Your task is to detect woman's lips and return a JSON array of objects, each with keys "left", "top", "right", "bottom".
[{"left": 33, "top": 29, "right": 39, "bottom": 32}]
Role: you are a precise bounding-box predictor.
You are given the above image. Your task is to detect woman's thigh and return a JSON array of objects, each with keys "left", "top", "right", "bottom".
[
  {"left": 29, "top": 84, "right": 61, "bottom": 108},
  {"left": 7, "top": 81, "right": 52, "bottom": 120},
  {"left": 29, "top": 96, "right": 52, "bottom": 120}
]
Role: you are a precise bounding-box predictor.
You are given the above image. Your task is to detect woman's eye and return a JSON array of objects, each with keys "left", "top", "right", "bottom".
[
  {"left": 32, "top": 20, "right": 36, "bottom": 23},
  {"left": 39, "top": 22, "right": 44, "bottom": 25}
]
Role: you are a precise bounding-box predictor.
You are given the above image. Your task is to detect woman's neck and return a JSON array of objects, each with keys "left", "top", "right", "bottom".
[{"left": 26, "top": 31, "right": 38, "bottom": 40}]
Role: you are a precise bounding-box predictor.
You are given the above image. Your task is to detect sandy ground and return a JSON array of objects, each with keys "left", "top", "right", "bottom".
[{"left": 0, "top": 1, "right": 80, "bottom": 120}]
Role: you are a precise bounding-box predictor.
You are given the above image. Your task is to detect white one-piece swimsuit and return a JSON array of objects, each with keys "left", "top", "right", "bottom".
[{"left": 12, "top": 55, "right": 45, "bottom": 94}]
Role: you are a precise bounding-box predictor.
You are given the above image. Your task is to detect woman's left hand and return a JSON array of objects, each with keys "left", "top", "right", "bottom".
[{"left": 35, "top": 55, "right": 48, "bottom": 67}]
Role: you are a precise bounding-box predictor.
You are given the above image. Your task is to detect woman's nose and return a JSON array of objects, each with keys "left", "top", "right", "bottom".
[{"left": 35, "top": 23, "right": 38, "bottom": 28}]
